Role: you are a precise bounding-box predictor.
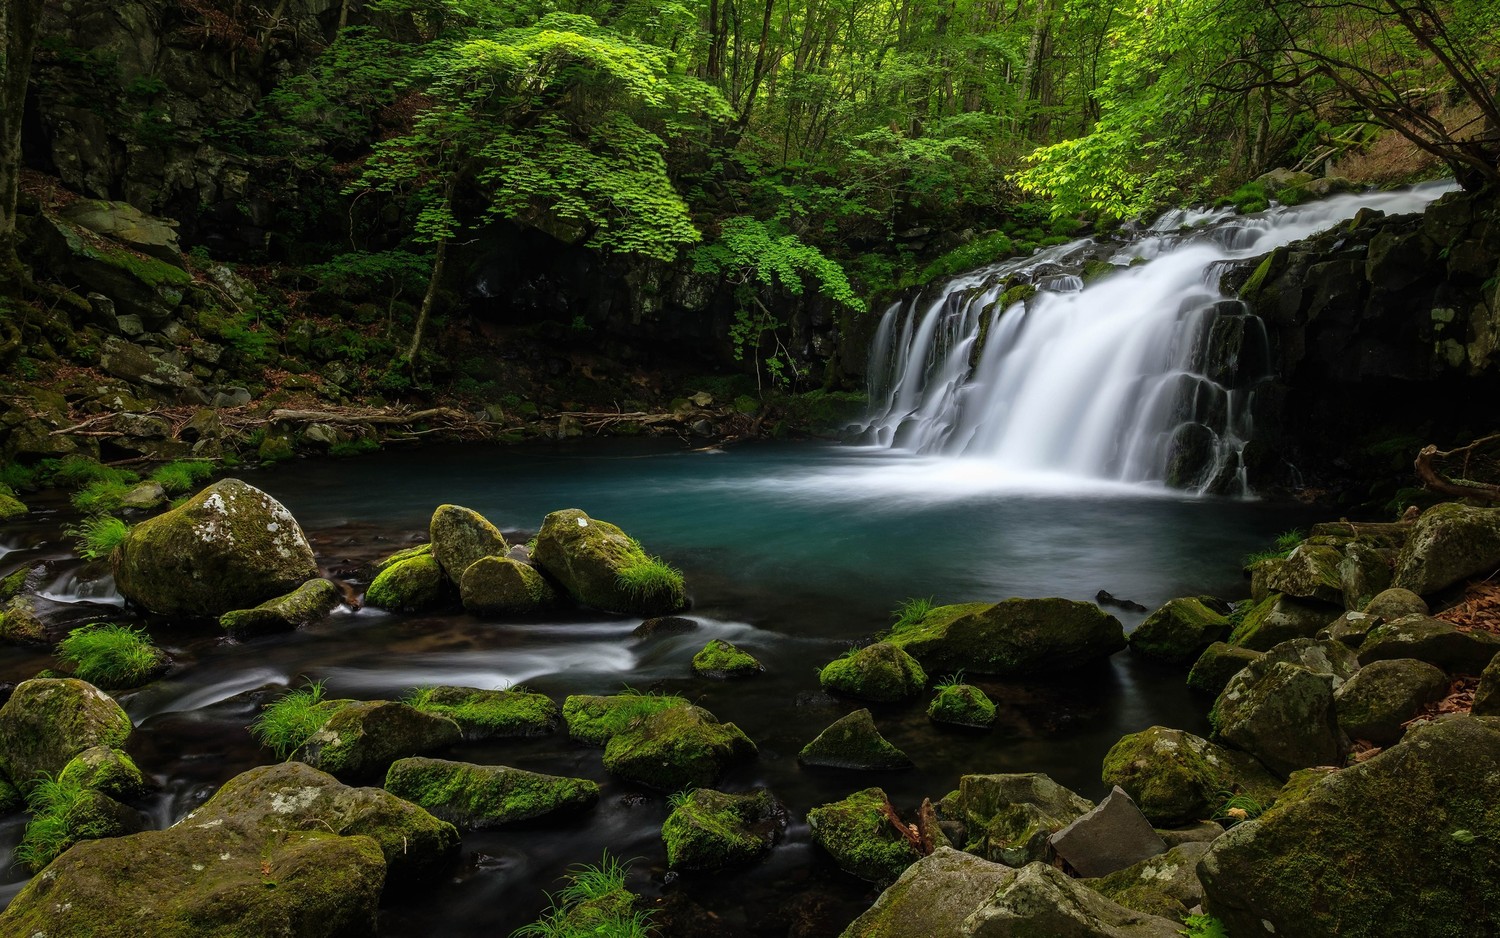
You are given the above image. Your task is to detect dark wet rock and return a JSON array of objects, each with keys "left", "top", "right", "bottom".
[
  {"left": 406, "top": 685, "right": 557, "bottom": 739},
  {"left": 885, "top": 598, "right": 1125, "bottom": 676},
  {"left": 1090, "top": 841, "right": 1212, "bottom": 924},
  {"left": 219, "top": 577, "right": 340, "bottom": 638},
  {"left": 459, "top": 556, "right": 558, "bottom": 615},
  {"left": 1100, "top": 726, "right": 1279, "bottom": 827},
  {"left": 1358, "top": 614, "right": 1500, "bottom": 674},
  {"left": 1264, "top": 545, "right": 1345, "bottom": 605},
  {"left": 1211, "top": 661, "right": 1347, "bottom": 778},
  {"left": 295, "top": 701, "right": 462, "bottom": 782},
  {"left": 798, "top": 709, "right": 912, "bottom": 771},
  {"left": 384, "top": 757, "right": 598, "bottom": 829},
  {"left": 963, "top": 862, "right": 1183, "bottom": 938},
  {"left": 633, "top": 616, "right": 698, "bottom": 638},
  {"left": 1129, "top": 598, "right": 1230, "bottom": 664},
  {"left": 1186, "top": 642, "right": 1263, "bottom": 696},
  {"left": 936, "top": 773, "right": 1093, "bottom": 866},
  {"left": 842, "top": 846, "right": 1016, "bottom": 938},
  {"left": 0, "top": 678, "right": 132, "bottom": 792},
  {"left": 365, "top": 550, "right": 448, "bottom": 612},
  {"left": 1364, "top": 587, "right": 1428, "bottom": 620},
  {"left": 806, "top": 787, "right": 919, "bottom": 885},
  {"left": 601, "top": 704, "right": 756, "bottom": 791},
  {"left": 428, "top": 504, "right": 509, "bottom": 582},
  {"left": 532, "top": 508, "right": 686, "bottom": 615},
  {"left": 661, "top": 787, "right": 782, "bottom": 870},
  {"left": 1393, "top": 503, "right": 1500, "bottom": 595},
  {"left": 1227, "top": 594, "right": 1341, "bottom": 651},
  {"left": 1049, "top": 786, "right": 1167, "bottom": 878},
  {"left": 1096, "top": 590, "right": 1149, "bottom": 612},
  {"left": 1333, "top": 658, "right": 1449, "bottom": 744},
  {"left": 818, "top": 642, "right": 927, "bottom": 702}
]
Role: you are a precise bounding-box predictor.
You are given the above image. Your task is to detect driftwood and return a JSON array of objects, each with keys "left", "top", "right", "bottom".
[
  {"left": 878, "top": 795, "right": 927, "bottom": 857},
  {"left": 1415, "top": 434, "right": 1500, "bottom": 504},
  {"left": 266, "top": 406, "right": 471, "bottom": 427}
]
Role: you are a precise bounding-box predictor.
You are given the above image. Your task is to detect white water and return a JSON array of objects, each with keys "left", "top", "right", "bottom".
[{"left": 862, "top": 183, "right": 1454, "bottom": 494}]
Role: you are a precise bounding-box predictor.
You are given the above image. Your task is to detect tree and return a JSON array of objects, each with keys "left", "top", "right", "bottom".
[{"left": 1, "top": 0, "right": 43, "bottom": 287}]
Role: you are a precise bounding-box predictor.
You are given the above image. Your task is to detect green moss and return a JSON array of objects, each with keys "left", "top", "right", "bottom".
[
  {"left": 806, "top": 787, "right": 918, "bottom": 885},
  {"left": 1130, "top": 598, "right": 1230, "bottom": 664},
  {"left": 561, "top": 692, "right": 692, "bottom": 746},
  {"left": 375, "top": 543, "right": 432, "bottom": 574},
  {"left": 220, "top": 578, "right": 340, "bottom": 638},
  {"left": 1227, "top": 181, "right": 1270, "bottom": 214},
  {"left": 691, "top": 639, "right": 763, "bottom": 678},
  {"left": 15, "top": 774, "right": 133, "bottom": 872},
  {"left": 1226, "top": 594, "right": 1276, "bottom": 647},
  {"left": 249, "top": 681, "right": 343, "bottom": 758},
  {"left": 0, "top": 492, "right": 27, "bottom": 520},
  {"left": 384, "top": 757, "right": 599, "bottom": 829},
  {"left": 1081, "top": 258, "right": 1118, "bottom": 282},
  {"left": 1187, "top": 642, "right": 1263, "bottom": 696},
  {"left": 798, "top": 709, "right": 912, "bottom": 770},
  {"left": 885, "top": 598, "right": 1125, "bottom": 676},
  {"left": 601, "top": 705, "right": 756, "bottom": 791},
  {"left": 1237, "top": 247, "right": 1286, "bottom": 303},
  {"left": 365, "top": 553, "right": 447, "bottom": 612},
  {"left": 57, "top": 746, "right": 145, "bottom": 800},
  {"left": 56, "top": 623, "right": 165, "bottom": 689},
  {"left": 661, "top": 788, "right": 777, "bottom": 869},
  {"left": 818, "top": 642, "right": 927, "bottom": 702},
  {"left": 927, "top": 682, "right": 996, "bottom": 727},
  {"left": 1000, "top": 282, "right": 1037, "bottom": 308},
  {"left": 405, "top": 685, "right": 558, "bottom": 738},
  {"left": 0, "top": 566, "right": 27, "bottom": 602},
  {"left": 98, "top": 244, "right": 192, "bottom": 289}
]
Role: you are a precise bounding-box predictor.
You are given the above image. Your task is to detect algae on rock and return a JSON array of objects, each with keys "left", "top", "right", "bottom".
[
  {"left": 806, "top": 787, "right": 919, "bottom": 885},
  {"left": 384, "top": 756, "right": 599, "bottom": 828},
  {"left": 661, "top": 787, "right": 782, "bottom": 870},
  {"left": 819, "top": 642, "right": 926, "bottom": 702}
]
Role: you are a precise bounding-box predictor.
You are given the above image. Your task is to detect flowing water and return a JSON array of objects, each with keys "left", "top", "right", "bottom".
[{"left": 0, "top": 441, "right": 1326, "bottom": 934}]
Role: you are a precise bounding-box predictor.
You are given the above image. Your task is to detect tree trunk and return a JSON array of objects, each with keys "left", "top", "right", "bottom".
[
  {"left": 1, "top": 0, "right": 44, "bottom": 288},
  {"left": 406, "top": 236, "right": 448, "bottom": 364}
]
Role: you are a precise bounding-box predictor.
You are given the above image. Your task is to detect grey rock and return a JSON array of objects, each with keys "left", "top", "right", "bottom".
[
  {"left": 962, "top": 862, "right": 1183, "bottom": 938},
  {"left": 843, "top": 847, "right": 1016, "bottom": 938},
  {"left": 1212, "top": 661, "right": 1347, "bottom": 778},
  {"left": 1358, "top": 614, "right": 1500, "bottom": 674},
  {"left": 1334, "top": 657, "right": 1448, "bottom": 745},
  {"left": 1393, "top": 503, "right": 1500, "bottom": 595},
  {"left": 798, "top": 709, "right": 912, "bottom": 770},
  {"left": 1049, "top": 786, "right": 1167, "bottom": 878}
]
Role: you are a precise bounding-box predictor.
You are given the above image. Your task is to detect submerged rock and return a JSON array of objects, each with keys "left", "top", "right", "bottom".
[
  {"left": 885, "top": 598, "right": 1125, "bottom": 676},
  {"left": 459, "top": 556, "right": 558, "bottom": 615},
  {"left": 365, "top": 550, "right": 448, "bottom": 612},
  {"left": 428, "top": 504, "right": 509, "bottom": 582},
  {"left": 1129, "top": 598, "right": 1230, "bottom": 664},
  {"left": 384, "top": 757, "right": 599, "bottom": 828},
  {"left": 407, "top": 685, "right": 557, "bottom": 739},
  {"left": 1393, "top": 502, "right": 1500, "bottom": 595},
  {"left": 806, "top": 787, "right": 919, "bottom": 885},
  {"left": 962, "top": 862, "right": 1183, "bottom": 938},
  {"left": 937, "top": 773, "right": 1093, "bottom": 866},
  {"left": 0, "top": 678, "right": 132, "bottom": 792},
  {"left": 842, "top": 847, "right": 1016, "bottom": 938},
  {"left": 219, "top": 577, "right": 340, "bottom": 638},
  {"left": 692, "top": 638, "right": 764, "bottom": 678},
  {"left": 532, "top": 508, "right": 686, "bottom": 615},
  {"left": 661, "top": 787, "right": 782, "bottom": 870},
  {"left": 601, "top": 705, "right": 756, "bottom": 790},
  {"left": 819, "top": 642, "right": 927, "bottom": 702},
  {"left": 798, "top": 709, "right": 913, "bottom": 770},
  {"left": 927, "top": 682, "right": 997, "bottom": 727},
  {"left": 295, "top": 700, "right": 462, "bottom": 781},
  {"left": 1333, "top": 657, "right": 1448, "bottom": 744},
  {"left": 1100, "top": 726, "right": 1278, "bottom": 827}
]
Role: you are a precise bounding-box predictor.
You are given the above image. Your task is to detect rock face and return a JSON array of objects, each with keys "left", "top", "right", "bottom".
[
  {"left": 842, "top": 847, "right": 1017, "bottom": 938},
  {"left": 661, "top": 787, "right": 782, "bottom": 870},
  {"left": 532, "top": 508, "right": 686, "bottom": 615},
  {"left": 962, "top": 862, "right": 1184, "bottom": 938},
  {"left": 384, "top": 757, "right": 599, "bottom": 828},
  {"left": 428, "top": 504, "right": 510, "bottom": 582},
  {"left": 1100, "top": 726, "right": 1278, "bottom": 827},
  {"left": 1129, "top": 598, "right": 1230, "bottom": 664},
  {"left": 819, "top": 642, "right": 927, "bottom": 702},
  {"left": 459, "top": 556, "right": 558, "bottom": 615},
  {"left": 219, "top": 577, "right": 340, "bottom": 638},
  {"left": 113, "top": 479, "right": 318, "bottom": 617},
  {"left": 0, "top": 678, "right": 132, "bottom": 791},
  {"left": 885, "top": 598, "right": 1126, "bottom": 676},
  {"left": 601, "top": 705, "right": 756, "bottom": 790},
  {"left": 1393, "top": 503, "right": 1500, "bottom": 595},
  {"left": 937, "top": 773, "right": 1094, "bottom": 866},
  {"left": 806, "top": 787, "right": 919, "bottom": 885},
  {"left": 1211, "top": 660, "right": 1348, "bottom": 778},
  {"left": 798, "top": 709, "right": 913, "bottom": 770},
  {"left": 1199, "top": 715, "right": 1500, "bottom": 938},
  {"left": 295, "top": 701, "right": 462, "bottom": 781},
  {"left": 1333, "top": 658, "right": 1449, "bottom": 744},
  {"left": 1049, "top": 787, "right": 1167, "bottom": 878},
  {"left": 1358, "top": 614, "right": 1500, "bottom": 674}
]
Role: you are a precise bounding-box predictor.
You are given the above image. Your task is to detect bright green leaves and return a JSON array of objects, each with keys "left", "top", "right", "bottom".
[{"left": 693, "top": 217, "right": 863, "bottom": 311}]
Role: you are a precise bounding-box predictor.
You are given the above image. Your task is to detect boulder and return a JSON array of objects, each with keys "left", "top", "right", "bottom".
[
  {"left": 0, "top": 595, "right": 48, "bottom": 645},
  {"left": 798, "top": 709, "right": 913, "bottom": 771},
  {"left": 1333, "top": 658, "right": 1449, "bottom": 744},
  {"left": 660, "top": 787, "right": 782, "bottom": 870},
  {"left": 428, "top": 504, "right": 510, "bottom": 582},
  {"left": 0, "top": 491, "right": 27, "bottom": 520},
  {"left": 1338, "top": 541, "right": 1395, "bottom": 610},
  {"left": 1364, "top": 587, "right": 1428, "bottom": 619},
  {"left": 112, "top": 479, "right": 317, "bottom": 618},
  {"left": 601, "top": 705, "right": 756, "bottom": 790},
  {"left": 1186, "top": 642, "right": 1263, "bottom": 695},
  {"left": 561, "top": 693, "right": 692, "bottom": 746},
  {"left": 1128, "top": 598, "right": 1230, "bottom": 664},
  {"left": 937, "top": 773, "right": 1093, "bottom": 866},
  {"left": 1476, "top": 654, "right": 1500, "bottom": 716},
  {"left": 365, "top": 551, "right": 448, "bottom": 612},
  {"left": 1259, "top": 637, "right": 1361, "bottom": 688},
  {"left": 1211, "top": 661, "right": 1347, "bottom": 778},
  {"left": 842, "top": 847, "right": 1017, "bottom": 938},
  {"left": 1198, "top": 715, "right": 1500, "bottom": 938},
  {"left": 1393, "top": 503, "right": 1500, "bottom": 594},
  {"left": 1264, "top": 545, "right": 1345, "bottom": 605},
  {"left": 383, "top": 757, "right": 598, "bottom": 828},
  {"left": 691, "top": 639, "right": 764, "bottom": 678},
  {"left": 1089, "top": 841, "right": 1213, "bottom": 923},
  {"left": 58, "top": 746, "right": 146, "bottom": 800},
  {"left": 295, "top": 701, "right": 462, "bottom": 781},
  {"left": 1227, "top": 594, "right": 1340, "bottom": 651},
  {"left": 1100, "top": 726, "right": 1279, "bottom": 827},
  {"left": 806, "top": 787, "right": 919, "bottom": 885},
  {"left": 927, "top": 683, "right": 997, "bottom": 727},
  {"left": 962, "top": 862, "right": 1184, "bottom": 938},
  {"left": 458, "top": 556, "right": 558, "bottom": 615},
  {"left": 407, "top": 685, "right": 557, "bottom": 739},
  {"left": 1320, "top": 610, "right": 1380, "bottom": 647},
  {"left": 532, "top": 508, "right": 686, "bottom": 615},
  {"left": 1358, "top": 614, "right": 1500, "bottom": 673},
  {"left": 119, "top": 481, "right": 166, "bottom": 510},
  {"left": 633, "top": 615, "right": 698, "bottom": 639},
  {"left": 1049, "top": 787, "right": 1167, "bottom": 878},
  {"left": 885, "top": 598, "right": 1125, "bottom": 676},
  {"left": 59, "top": 199, "right": 183, "bottom": 265},
  {"left": 219, "top": 577, "right": 340, "bottom": 638},
  {"left": 819, "top": 642, "right": 927, "bottom": 702},
  {"left": 0, "top": 678, "right": 132, "bottom": 791}
]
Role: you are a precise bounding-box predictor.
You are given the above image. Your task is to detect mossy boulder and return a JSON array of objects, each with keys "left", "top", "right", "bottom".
[
  {"left": 1260, "top": 637, "right": 1361, "bottom": 687},
  {"left": 1198, "top": 715, "right": 1500, "bottom": 938},
  {"left": 691, "top": 638, "right": 764, "bottom": 678},
  {"left": 0, "top": 491, "right": 26, "bottom": 520},
  {"left": 963, "top": 861, "right": 1183, "bottom": 938},
  {"left": 1264, "top": 545, "right": 1345, "bottom": 606},
  {"left": 1475, "top": 654, "right": 1500, "bottom": 716},
  {"left": 1211, "top": 661, "right": 1348, "bottom": 778},
  {"left": 601, "top": 705, "right": 757, "bottom": 790},
  {"left": 819, "top": 642, "right": 927, "bottom": 702},
  {"left": 458, "top": 556, "right": 558, "bottom": 615},
  {"left": 365, "top": 552, "right": 447, "bottom": 612},
  {"left": 1090, "top": 841, "right": 1212, "bottom": 923},
  {"left": 1101, "top": 726, "right": 1279, "bottom": 827},
  {"left": 1187, "top": 642, "right": 1264, "bottom": 695},
  {"left": 58, "top": 746, "right": 146, "bottom": 800},
  {"left": 219, "top": 577, "right": 340, "bottom": 638},
  {"left": 886, "top": 598, "right": 1125, "bottom": 676},
  {"left": 927, "top": 683, "right": 997, "bottom": 727},
  {"left": 806, "top": 787, "right": 919, "bottom": 885},
  {"left": 1130, "top": 598, "right": 1231, "bottom": 664},
  {"left": 112, "top": 479, "right": 318, "bottom": 618},
  {"left": 0, "top": 564, "right": 31, "bottom": 602},
  {"left": 1393, "top": 502, "right": 1500, "bottom": 595},
  {"left": 562, "top": 693, "right": 692, "bottom": 745},
  {"left": 0, "top": 595, "right": 47, "bottom": 645},
  {"left": 1358, "top": 614, "right": 1500, "bottom": 674},
  {"left": 407, "top": 685, "right": 557, "bottom": 739},
  {"left": 936, "top": 773, "right": 1093, "bottom": 866},
  {"left": 374, "top": 543, "right": 432, "bottom": 574},
  {"left": 841, "top": 846, "right": 1016, "bottom": 938},
  {"left": 0, "top": 678, "right": 132, "bottom": 792},
  {"left": 428, "top": 504, "right": 509, "bottom": 582},
  {"left": 532, "top": 508, "right": 686, "bottom": 615},
  {"left": 798, "top": 709, "right": 913, "bottom": 770},
  {"left": 1338, "top": 541, "right": 1395, "bottom": 611},
  {"left": 661, "top": 787, "right": 782, "bottom": 870},
  {"left": 1333, "top": 658, "right": 1449, "bottom": 744},
  {"left": 1364, "top": 587, "right": 1428, "bottom": 620},
  {"left": 1321, "top": 610, "right": 1381, "bottom": 647},
  {"left": 384, "top": 757, "right": 598, "bottom": 828},
  {"left": 295, "top": 700, "right": 462, "bottom": 781},
  {"left": 1227, "top": 593, "right": 1340, "bottom": 651}
]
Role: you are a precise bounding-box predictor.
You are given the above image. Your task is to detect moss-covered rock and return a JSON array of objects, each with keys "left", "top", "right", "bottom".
[
  {"left": 1321, "top": 610, "right": 1381, "bottom": 647},
  {"left": 1130, "top": 598, "right": 1231, "bottom": 664},
  {"left": 374, "top": 542, "right": 432, "bottom": 574},
  {"left": 819, "top": 642, "right": 927, "bottom": 702},
  {"left": 1198, "top": 715, "right": 1500, "bottom": 938},
  {"left": 807, "top": 787, "right": 919, "bottom": 885},
  {"left": 1090, "top": 841, "right": 1212, "bottom": 923},
  {"left": 562, "top": 692, "right": 692, "bottom": 746},
  {"left": 0, "top": 564, "right": 30, "bottom": 602},
  {"left": 1364, "top": 587, "right": 1428, "bottom": 620},
  {"left": 428, "top": 504, "right": 509, "bottom": 582},
  {"left": 0, "top": 678, "right": 132, "bottom": 792},
  {"left": 927, "top": 682, "right": 996, "bottom": 727},
  {"left": 1265, "top": 545, "right": 1346, "bottom": 605},
  {"left": 1187, "top": 642, "right": 1264, "bottom": 695},
  {"left": 408, "top": 685, "right": 557, "bottom": 739},
  {"left": 1227, "top": 593, "right": 1340, "bottom": 651},
  {"left": 1393, "top": 502, "right": 1500, "bottom": 595},
  {"left": 1358, "top": 614, "right": 1500, "bottom": 674},
  {"left": 1260, "top": 637, "right": 1361, "bottom": 687},
  {"left": 532, "top": 508, "right": 686, "bottom": 615},
  {"left": 112, "top": 479, "right": 318, "bottom": 618},
  {"left": 0, "top": 595, "right": 47, "bottom": 645},
  {"left": 1211, "top": 661, "right": 1347, "bottom": 778},
  {"left": 1333, "top": 658, "right": 1449, "bottom": 745},
  {"left": 1475, "top": 654, "right": 1500, "bottom": 716},
  {"left": 885, "top": 598, "right": 1125, "bottom": 676},
  {"left": 936, "top": 773, "right": 1093, "bottom": 866},
  {"left": 58, "top": 746, "right": 146, "bottom": 800},
  {"left": 295, "top": 701, "right": 462, "bottom": 781},
  {"left": 799, "top": 709, "right": 913, "bottom": 770},
  {"left": 661, "top": 787, "right": 782, "bottom": 870},
  {"left": 1100, "top": 726, "right": 1280, "bottom": 827},
  {"left": 601, "top": 705, "right": 757, "bottom": 790},
  {"left": 219, "top": 577, "right": 340, "bottom": 638},
  {"left": 841, "top": 846, "right": 1016, "bottom": 938},
  {"left": 458, "top": 556, "right": 558, "bottom": 615},
  {"left": 964, "top": 861, "right": 1184, "bottom": 937},
  {"left": 1339, "top": 541, "right": 1396, "bottom": 611},
  {"left": 0, "top": 491, "right": 27, "bottom": 520},
  {"left": 384, "top": 757, "right": 598, "bottom": 828},
  {"left": 692, "top": 638, "right": 764, "bottom": 678},
  {"left": 365, "top": 552, "right": 448, "bottom": 612}
]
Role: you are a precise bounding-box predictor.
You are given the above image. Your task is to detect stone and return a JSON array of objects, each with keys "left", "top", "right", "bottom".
[
  {"left": 0, "top": 491, "right": 27, "bottom": 521},
  {"left": 601, "top": 704, "right": 756, "bottom": 790},
  {"left": 937, "top": 773, "right": 1093, "bottom": 866},
  {"left": 691, "top": 638, "right": 764, "bottom": 678},
  {"left": 532, "top": 508, "right": 686, "bottom": 615},
  {"left": 806, "top": 787, "right": 919, "bottom": 885},
  {"left": 428, "top": 504, "right": 509, "bottom": 583},
  {"left": 1320, "top": 611, "right": 1380, "bottom": 647},
  {"left": 1100, "top": 726, "right": 1279, "bottom": 827},
  {"left": 1475, "top": 654, "right": 1500, "bottom": 715},
  {"left": 365, "top": 551, "right": 448, "bottom": 612},
  {"left": 842, "top": 847, "right": 1017, "bottom": 938},
  {"left": 1264, "top": 545, "right": 1345, "bottom": 605},
  {"left": 927, "top": 682, "right": 997, "bottom": 727},
  {"left": 1364, "top": 587, "right": 1428, "bottom": 619},
  {"left": 798, "top": 709, "right": 913, "bottom": 771},
  {"left": 406, "top": 685, "right": 557, "bottom": 739},
  {"left": 561, "top": 693, "right": 692, "bottom": 746},
  {"left": 962, "top": 862, "right": 1184, "bottom": 938},
  {"left": 1227, "top": 593, "right": 1340, "bottom": 651},
  {"left": 119, "top": 480, "right": 166, "bottom": 510},
  {"left": 219, "top": 577, "right": 340, "bottom": 638},
  {"left": 1049, "top": 786, "right": 1167, "bottom": 878},
  {"left": 1393, "top": 503, "right": 1500, "bottom": 595},
  {"left": 1156, "top": 821, "right": 1225, "bottom": 848},
  {"left": 885, "top": 598, "right": 1126, "bottom": 676},
  {"left": 1259, "top": 637, "right": 1361, "bottom": 688},
  {"left": 1338, "top": 541, "right": 1394, "bottom": 610},
  {"left": 1211, "top": 661, "right": 1347, "bottom": 778},
  {"left": 1334, "top": 658, "right": 1450, "bottom": 744},
  {"left": 1198, "top": 715, "right": 1500, "bottom": 938},
  {"left": 58, "top": 746, "right": 147, "bottom": 800},
  {"left": 384, "top": 757, "right": 598, "bottom": 828},
  {"left": 0, "top": 678, "right": 132, "bottom": 792},
  {"left": 459, "top": 555, "right": 558, "bottom": 615},
  {"left": 661, "top": 787, "right": 782, "bottom": 870},
  {"left": 1358, "top": 614, "right": 1500, "bottom": 674},
  {"left": 112, "top": 479, "right": 318, "bottom": 618},
  {"left": 1129, "top": 598, "right": 1230, "bottom": 664},
  {"left": 212, "top": 387, "right": 252, "bottom": 408},
  {"left": 633, "top": 615, "right": 698, "bottom": 638},
  {"left": 295, "top": 701, "right": 462, "bottom": 781},
  {"left": 60, "top": 199, "right": 183, "bottom": 265},
  {"left": 1089, "top": 842, "right": 1212, "bottom": 923},
  {"left": 819, "top": 642, "right": 927, "bottom": 702},
  {"left": 1186, "top": 642, "right": 1263, "bottom": 695},
  {"left": 0, "top": 595, "right": 48, "bottom": 645}
]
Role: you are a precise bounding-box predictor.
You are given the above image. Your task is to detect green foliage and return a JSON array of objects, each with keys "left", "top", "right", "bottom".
[
  {"left": 64, "top": 516, "right": 130, "bottom": 562},
  {"left": 250, "top": 681, "right": 335, "bottom": 759},
  {"left": 917, "top": 232, "right": 1016, "bottom": 285},
  {"left": 511, "top": 853, "right": 652, "bottom": 938},
  {"left": 50, "top": 456, "right": 135, "bottom": 489},
  {"left": 15, "top": 774, "right": 105, "bottom": 872},
  {"left": 1180, "top": 913, "right": 1230, "bottom": 938},
  {"left": 308, "top": 250, "right": 431, "bottom": 301},
  {"left": 56, "top": 624, "right": 163, "bottom": 688},
  {"left": 71, "top": 481, "right": 134, "bottom": 515},
  {"left": 615, "top": 555, "right": 684, "bottom": 604},
  {"left": 1213, "top": 792, "right": 1267, "bottom": 828},
  {"left": 149, "top": 460, "right": 215, "bottom": 495},
  {"left": 891, "top": 597, "right": 935, "bottom": 632},
  {"left": 1243, "top": 529, "right": 1305, "bottom": 565},
  {"left": 0, "top": 463, "right": 39, "bottom": 492},
  {"left": 692, "top": 217, "right": 864, "bottom": 312},
  {"left": 329, "top": 438, "right": 381, "bottom": 458},
  {"left": 934, "top": 671, "right": 967, "bottom": 693}
]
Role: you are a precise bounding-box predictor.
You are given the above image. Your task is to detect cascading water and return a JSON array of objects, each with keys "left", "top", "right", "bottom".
[{"left": 862, "top": 183, "right": 1453, "bottom": 495}]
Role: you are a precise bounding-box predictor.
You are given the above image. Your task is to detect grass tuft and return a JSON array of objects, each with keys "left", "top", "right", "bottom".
[
  {"left": 15, "top": 773, "right": 110, "bottom": 872},
  {"left": 934, "top": 670, "right": 967, "bottom": 692},
  {"left": 56, "top": 623, "right": 163, "bottom": 688},
  {"left": 890, "top": 596, "right": 935, "bottom": 632},
  {"left": 512, "top": 853, "right": 652, "bottom": 938},
  {"left": 64, "top": 516, "right": 131, "bottom": 562},
  {"left": 615, "top": 555, "right": 684, "bottom": 606},
  {"left": 50, "top": 456, "right": 138, "bottom": 489},
  {"left": 149, "top": 460, "right": 215, "bottom": 494},
  {"left": 1243, "top": 529, "right": 1305, "bottom": 566},
  {"left": 1212, "top": 791, "right": 1266, "bottom": 827},
  {"left": 250, "top": 680, "right": 335, "bottom": 758}
]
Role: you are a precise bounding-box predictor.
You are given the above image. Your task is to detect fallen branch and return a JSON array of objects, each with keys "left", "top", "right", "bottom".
[
  {"left": 267, "top": 406, "right": 471, "bottom": 426},
  {"left": 878, "top": 797, "right": 925, "bottom": 855},
  {"left": 1415, "top": 434, "right": 1500, "bottom": 504}
]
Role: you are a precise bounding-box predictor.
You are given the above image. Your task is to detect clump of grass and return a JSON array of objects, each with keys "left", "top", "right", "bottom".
[
  {"left": 890, "top": 596, "right": 935, "bottom": 632},
  {"left": 1243, "top": 529, "right": 1305, "bottom": 566},
  {"left": 934, "top": 670, "right": 967, "bottom": 692},
  {"left": 149, "top": 460, "right": 215, "bottom": 494},
  {"left": 250, "top": 680, "right": 336, "bottom": 758},
  {"left": 50, "top": 456, "right": 137, "bottom": 489},
  {"left": 56, "top": 623, "right": 164, "bottom": 688},
  {"left": 615, "top": 555, "right": 684, "bottom": 607},
  {"left": 1213, "top": 791, "right": 1266, "bottom": 827},
  {"left": 666, "top": 787, "right": 696, "bottom": 810},
  {"left": 0, "top": 463, "right": 39, "bottom": 492},
  {"left": 64, "top": 516, "right": 131, "bottom": 561},
  {"left": 71, "top": 479, "right": 135, "bottom": 514},
  {"left": 15, "top": 773, "right": 98, "bottom": 872},
  {"left": 512, "top": 853, "right": 652, "bottom": 938}
]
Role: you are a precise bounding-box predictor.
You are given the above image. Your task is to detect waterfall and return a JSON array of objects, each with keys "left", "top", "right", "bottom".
[{"left": 861, "top": 183, "right": 1453, "bottom": 495}]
